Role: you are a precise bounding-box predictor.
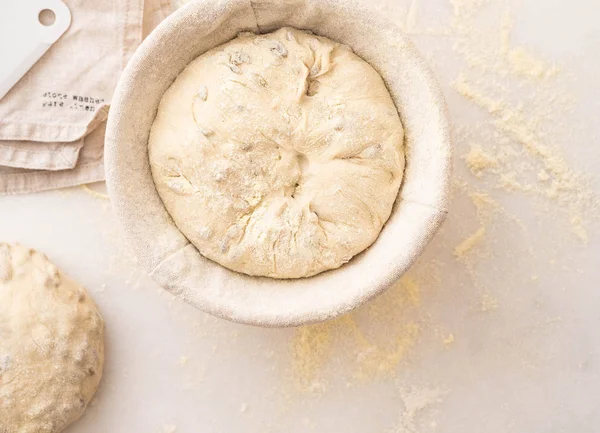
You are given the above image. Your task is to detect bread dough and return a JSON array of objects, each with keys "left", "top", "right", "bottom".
[
  {"left": 0, "top": 244, "right": 104, "bottom": 433},
  {"left": 149, "top": 27, "right": 405, "bottom": 278}
]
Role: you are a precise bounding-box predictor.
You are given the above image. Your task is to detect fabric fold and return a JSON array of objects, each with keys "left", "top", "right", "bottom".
[
  {"left": 0, "top": 139, "right": 84, "bottom": 171},
  {"left": 0, "top": 0, "right": 174, "bottom": 195}
]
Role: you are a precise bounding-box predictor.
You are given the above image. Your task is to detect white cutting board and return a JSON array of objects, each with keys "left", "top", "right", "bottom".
[{"left": 0, "top": 0, "right": 71, "bottom": 99}]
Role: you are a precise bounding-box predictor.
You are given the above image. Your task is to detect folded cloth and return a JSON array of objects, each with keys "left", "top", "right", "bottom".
[
  {"left": 0, "top": 0, "right": 173, "bottom": 195},
  {"left": 0, "top": 139, "right": 84, "bottom": 171},
  {"left": 0, "top": 122, "right": 105, "bottom": 194}
]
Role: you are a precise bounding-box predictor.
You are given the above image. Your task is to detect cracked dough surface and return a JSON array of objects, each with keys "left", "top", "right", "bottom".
[
  {"left": 149, "top": 27, "right": 405, "bottom": 279},
  {"left": 0, "top": 244, "right": 104, "bottom": 433}
]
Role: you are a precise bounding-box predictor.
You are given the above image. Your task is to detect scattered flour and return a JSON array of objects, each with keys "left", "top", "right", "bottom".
[
  {"left": 291, "top": 321, "right": 332, "bottom": 392},
  {"left": 442, "top": 334, "right": 455, "bottom": 347},
  {"left": 80, "top": 183, "right": 110, "bottom": 201},
  {"left": 289, "top": 268, "right": 437, "bottom": 392},
  {"left": 500, "top": 12, "right": 559, "bottom": 80},
  {"left": 448, "top": 0, "right": 598, "bottom": 243},
  {"left": 469, "top": 191, "right": 498, "bottom": 223},
  {"left": 463, "top": 145, "right": 499, "bottom": 177},
  {"left": 479, "top": 293, "right": 499, "bottom": 312},
  {"left": 454, "top": 227, "right": 486, "bottom": 259},
  {"left": 391, "top": 386, "right": 447, "bottom": 433}
]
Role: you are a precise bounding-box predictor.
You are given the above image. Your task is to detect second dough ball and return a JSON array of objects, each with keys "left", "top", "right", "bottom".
[{"left": 0, "top": 243, "right": 105, "bottom": 433}]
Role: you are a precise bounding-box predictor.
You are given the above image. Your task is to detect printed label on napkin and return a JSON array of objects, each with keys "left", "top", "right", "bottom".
[{"left": 0, "top": 0, "right": 143, "bottom": 143}]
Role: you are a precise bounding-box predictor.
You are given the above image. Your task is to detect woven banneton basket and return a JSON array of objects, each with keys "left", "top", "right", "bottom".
[{"left": 105, "top": 0, "right": 452, "bottom": 327}]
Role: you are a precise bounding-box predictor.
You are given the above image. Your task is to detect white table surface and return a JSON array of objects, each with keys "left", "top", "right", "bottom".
[{"left": 1, "top": 0, "right": 599, "bottom": 432}]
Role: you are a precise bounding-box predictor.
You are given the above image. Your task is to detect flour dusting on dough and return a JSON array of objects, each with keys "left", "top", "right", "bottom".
[{"left": 149, "top": 28, "right": 405, "bottom": 279}]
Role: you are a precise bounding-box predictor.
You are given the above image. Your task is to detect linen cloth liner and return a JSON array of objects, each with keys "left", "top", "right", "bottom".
[
  {"left": 0, "top": 0, "right": 173, "bottom": 194},
  {"left": 105, "top": 0, "right": 453, "bottom": 327}
]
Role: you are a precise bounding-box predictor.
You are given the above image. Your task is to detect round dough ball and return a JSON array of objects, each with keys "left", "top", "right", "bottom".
[
  {"left": 150, "top": 27, "right": 405, "bottom": 279},
  {"left": 0, "top": 244, "right": 104, "bottom": 433}
]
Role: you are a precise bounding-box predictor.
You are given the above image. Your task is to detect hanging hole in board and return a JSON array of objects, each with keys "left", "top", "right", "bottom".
[{"left": 38, "top": 9, "right": 56, "bottom": 26}]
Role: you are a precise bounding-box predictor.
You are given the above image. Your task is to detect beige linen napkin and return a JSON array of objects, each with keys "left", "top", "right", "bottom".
[
  {"left": 0, "top": 0, "right": 173, "bottom": 194},
  {"left": 0, "top": 123, "right": 106, "bottom": 194}
]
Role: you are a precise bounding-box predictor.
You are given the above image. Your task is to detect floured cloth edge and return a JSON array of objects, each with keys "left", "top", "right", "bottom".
[
  {"left": 0, "top": 160, "right": 105, "bottom": 195},
  {"left": 0, "top": 122, "right": 107, "bottom": 195},
  {"left": 0, "top": 139, "right": 84, "bottom": 171},
  {"left": 0, "top": 106, "right": 109, "bottom": 143}
]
